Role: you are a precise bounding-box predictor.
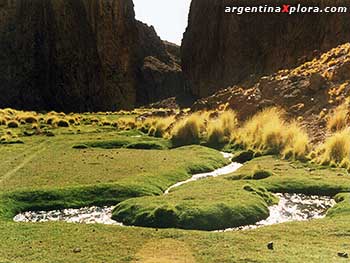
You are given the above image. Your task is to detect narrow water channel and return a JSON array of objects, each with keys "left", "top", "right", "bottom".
[{"left": 13, "top": 153, "right": 337, "bottom": 230}]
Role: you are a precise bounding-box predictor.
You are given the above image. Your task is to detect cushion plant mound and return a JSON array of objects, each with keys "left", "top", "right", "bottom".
[
  {"left": 112, "top": 179, "right": 277, "bottom": 231},
  {"left": 231, "top": 150, "right": 255, "bottom": 163}
]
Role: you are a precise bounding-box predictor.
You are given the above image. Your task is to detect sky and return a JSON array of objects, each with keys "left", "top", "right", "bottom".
[{"left": 133, "top": 0, "right": 191, "bottom": 45}]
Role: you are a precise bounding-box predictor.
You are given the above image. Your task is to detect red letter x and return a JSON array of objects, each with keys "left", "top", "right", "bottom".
[{"left": 282, "top": 5, "right": 290, "bottom": 13}]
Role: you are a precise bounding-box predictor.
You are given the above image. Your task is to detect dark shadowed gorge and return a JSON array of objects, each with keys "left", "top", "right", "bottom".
[{"left": 0, "top": 0, "right": 183, "bottom": 112}]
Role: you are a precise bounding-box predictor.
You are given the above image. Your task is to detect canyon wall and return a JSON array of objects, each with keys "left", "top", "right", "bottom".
[
  {"left": 0, "top": 0, "right": 183, "bottom": 112},
  {"left": 182, "top": 0, "right": 350, "bottom": 98}
]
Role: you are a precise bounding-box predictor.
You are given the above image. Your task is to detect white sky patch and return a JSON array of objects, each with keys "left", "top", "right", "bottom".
[{"left": 133, "top": 0, "right": 191, "bottom": 45}]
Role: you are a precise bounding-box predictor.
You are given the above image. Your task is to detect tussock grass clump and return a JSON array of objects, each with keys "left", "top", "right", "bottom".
[
  {"left": 17, "top": 113, "right": 38, "bottom": 124},
  {"left": 46, "top": 116, "right": 58, "bottom": 125},
  {"left": 67, "top": 117, "right": 79, "bottom": 125},
  {"left": 170, "top": 113, "right": 205, "bottom": 146},
  {"left": 7, "top": 120, "right": 19, "bottom": 128},
  {"left": 237, "top": 108, "right": 309, "bottom": 159},
  {"left": 117, "top": 117, "right": 137, "bottom": 130},
  {"left": 314, "top": 129, "right": 350, "bottom": 169},
  {"left": 327, "top": 102, "right": 349, "bottom": 132},
  {"left": 55, "top": 119, "right": 70, "bottom": 128},
  {"left": 207, "top": 110, "right": 237, "bottom": 146},
  {"left": 0, "top": 117, "right": 6, "bottom": 125},
  {"left": 148, "top": 116, "right": 175, "bottom": 138},
  {"left": 100, "top": 119, "right": 112, "bottom": 126}
]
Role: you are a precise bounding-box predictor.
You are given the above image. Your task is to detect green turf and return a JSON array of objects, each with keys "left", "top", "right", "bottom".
[
  {"left": 2, "top": 121, "right": 350, "bottom": 262},
  {"left": 225, "top": 155, "right": 350, "bottom": 195},
  {"left": 113, "top": 179, "right": 277, "bottom": 230},
  {"left": 111, "top": 155, "right": 350, "bottom": 231}
]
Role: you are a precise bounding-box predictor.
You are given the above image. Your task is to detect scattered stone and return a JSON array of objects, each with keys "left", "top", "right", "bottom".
[
  {"left": 73, "top": 248, "right": 81, "bottom": 253},
  {"left": 338, "top": 252, "right": 349, "bottom": 258},
  {"left": 267, "top": 242, "right": 274, "bottom": 250}
]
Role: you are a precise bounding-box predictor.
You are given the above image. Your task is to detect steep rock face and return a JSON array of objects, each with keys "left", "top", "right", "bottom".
[
  {"left": 0, "top": 0, "right": 183, "bottom": 112},
  {"left": 182, "top": 0, "right": 350, "bottom": 98},
  {"left": 135, "top": 22, "right": 184, "bottom": 105}
]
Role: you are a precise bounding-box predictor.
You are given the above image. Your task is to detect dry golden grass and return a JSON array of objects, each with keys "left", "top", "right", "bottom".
[
  {"left": 117, "top": 116, "right": 137, "bottom": 130},
  {"left": 282, "top": 121, "right": 310, "bottom": 160},
  {"left": 314, "top": 129, "right": 350, "bottom": 169},
  {"left": 6, "top": 120, "right": 19, "bottom": 128},
  {"left": 0, "top": 117, "right": 6, "bottom": 126},
  {"left": 54, "top": 119, "right": 70, "bottom": 128},
  {"left": 236, "top": 108, "right": 309, "bottom": 159},
  {"left": 170, "top": 112, "right": 206, "bottom": 146},
  {"left": 327, "top": 102, "right": 349, "bottom": 132},
  {"left": 148, "top": 116, "right": 175, "bottom": 138},
  {"left": 207, "top": 110, "right": 238, "bottom": 146}
]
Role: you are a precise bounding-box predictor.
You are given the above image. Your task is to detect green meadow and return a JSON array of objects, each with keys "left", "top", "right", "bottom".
[{"left": 1, "top": 109, "right": 350, "bottom": 262}]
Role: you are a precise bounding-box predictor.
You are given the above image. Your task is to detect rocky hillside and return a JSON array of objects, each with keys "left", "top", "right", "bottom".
[
  {"left": 193, "top": 43, "right": 350, "bottom": 141},
  {"left": 0, "top": 0, "right": 183, "bottom": 112},
  {"left": 182, "top": 0, "right": 350, "bottom": 98}
]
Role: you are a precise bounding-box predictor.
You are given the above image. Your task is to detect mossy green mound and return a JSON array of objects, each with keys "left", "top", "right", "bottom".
[
  {"left": 76, "top": 135, "right": 171, "bottom": 150},
  {"left": 113, "top": 179, "right": 277, "bottom": 231},
  {"left": 226, "top": 155, "right": 350, "bottom": 195},
  {"left": 0, "top": 136, "right": 228, "bottom": 221}
]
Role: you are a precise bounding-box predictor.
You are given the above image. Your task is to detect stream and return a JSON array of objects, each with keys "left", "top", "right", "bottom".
[
  {"left": 218, "top": 193, "right": 336, "bottom": 232},
  {"left": 13, "top": 153, "right": 336, "bottom": 230},
  {"left": 164, "top": 152, "right": 241, "bottom": 194}
]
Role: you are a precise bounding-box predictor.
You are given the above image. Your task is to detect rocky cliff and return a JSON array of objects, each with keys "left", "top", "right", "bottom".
[
  {"left": 136, "top": 22, "right": 184, "bottom": 105},
  {"left": 182, "top": 0, "right": 350, "bottom": 98},
  {"left": 0, "top": 0, "right": 183, "bottom": 112},
  {"left": 192, "top": 43, "right": 350, "bottom": 141}
]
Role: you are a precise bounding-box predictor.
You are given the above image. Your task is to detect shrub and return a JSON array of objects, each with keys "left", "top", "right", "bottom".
[
  {"left": 7, "top": 120, "right": 19, "bottom": 128},
  {"left": 327, "top": 103, "right": 349, "bottom": 132}
]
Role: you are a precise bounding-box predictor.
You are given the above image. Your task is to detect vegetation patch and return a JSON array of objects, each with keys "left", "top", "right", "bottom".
[
  {"left": 231, "top": 150, "right": 255, "bottom": 163},
  {"left": 0, "top": 183, "right": 160, "bottom": 221},
  {"left": 125, "top": 141, "right": 167, "bottom": 150},
  {"left": 76, "top": 136, "right": 171, "bottom": 150},
  {"left": 312, "top": 129, "right": 350, "bottom": 170},
  {"left": 226, "top": 155, "right": 350, "bottom": 196},
  {"left": 234, "top": 108, "right": 309, "bottom": 160},
  {"left": 112, "top": 179, "right": 276, "bottom": 231}
]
